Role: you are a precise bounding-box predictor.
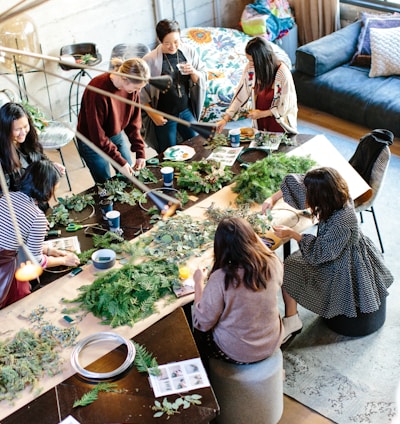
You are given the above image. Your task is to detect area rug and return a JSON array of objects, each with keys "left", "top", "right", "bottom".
[{"left": 280, "top": 124, "right": 400, "bottom": 424}]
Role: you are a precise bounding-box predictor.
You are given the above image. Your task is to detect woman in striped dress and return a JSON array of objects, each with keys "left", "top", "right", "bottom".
[
  {"left": 0, "top": 160, "right": 80, "bottom": 308},
  {"left": 262, "top": 167, "right": 393, "bottom": 343}
]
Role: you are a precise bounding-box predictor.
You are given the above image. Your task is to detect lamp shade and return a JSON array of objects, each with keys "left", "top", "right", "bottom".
[
  {"left": 0, "top": 13, "right": 41, "bottom": 74},
  {"left": 15, "top": 245, "right": 43, "bottom": 282}
]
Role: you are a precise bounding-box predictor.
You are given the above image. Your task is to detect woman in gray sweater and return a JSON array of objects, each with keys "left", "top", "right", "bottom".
[{"left": 192, "top": 217, "right": 284, "bottom": 366}]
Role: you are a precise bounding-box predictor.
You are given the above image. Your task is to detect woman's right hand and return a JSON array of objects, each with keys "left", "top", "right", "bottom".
[
  {"left": 216, "top": 119, "right": 227, "bottom": 134},
  {"left": 152, "top": 113, "right": 168, "bottom": 127},
  {"left": 63, "top": 252, "right": 80, "bottom": 267}
]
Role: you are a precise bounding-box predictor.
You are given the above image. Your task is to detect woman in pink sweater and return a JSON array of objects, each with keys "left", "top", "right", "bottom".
[{"left": 192, "top": 217, "right": 284, "bottom": 366}]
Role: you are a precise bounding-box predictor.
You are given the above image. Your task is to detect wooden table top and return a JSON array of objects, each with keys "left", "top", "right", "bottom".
[
  {"left": 0, "top": 133, "right": 371, "bottom": 421},
  {"left": 2, "top": 308, "right": 218, "bottom": 424}
]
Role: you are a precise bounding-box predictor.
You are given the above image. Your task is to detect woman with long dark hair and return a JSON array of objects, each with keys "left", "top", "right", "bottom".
[
  {"left": 0, "top": 102, "right": 64, "bottom": 194},
  {"left": 0, "top": 160, "right": 80, "bottom": 308},
  {"left": 262, "top": 167, "right": 393, "bottom": 343},
  {"left": 192, "top": 217, "right": 283, "bottom": 366},
  {"left": 217, "top": 36, "right": 297, "bottom": 134}
]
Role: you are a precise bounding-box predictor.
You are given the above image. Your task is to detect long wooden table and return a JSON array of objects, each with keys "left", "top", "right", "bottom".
[{"left": 0, "top": 133, "right": 371, "bottom": 421}]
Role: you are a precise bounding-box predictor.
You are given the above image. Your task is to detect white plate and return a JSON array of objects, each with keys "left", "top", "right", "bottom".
[{"left": 163, "top": 145, "right": 196, "bottom": 161}]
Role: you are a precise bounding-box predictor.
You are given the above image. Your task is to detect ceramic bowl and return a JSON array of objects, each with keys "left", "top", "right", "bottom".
[{"left": 91, "top": 249, "right": 116, "bottom": 270}]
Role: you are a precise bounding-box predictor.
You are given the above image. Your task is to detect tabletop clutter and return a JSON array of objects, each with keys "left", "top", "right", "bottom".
[{"left": 0, "top": 132, "right": 373, "bottom": 423}]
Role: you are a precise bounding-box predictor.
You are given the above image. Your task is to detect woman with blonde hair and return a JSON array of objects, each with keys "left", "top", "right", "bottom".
[{"left": 77, "top": 57, "right": 150, "bottom": 185}]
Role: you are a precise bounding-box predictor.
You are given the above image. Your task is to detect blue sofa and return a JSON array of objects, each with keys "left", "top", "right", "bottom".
[{"left": 292, "top": 21, "right": 400, "bottom": 137}]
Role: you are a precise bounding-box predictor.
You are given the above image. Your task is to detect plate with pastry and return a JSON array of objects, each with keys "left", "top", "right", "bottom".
[
  {"left": 163, "top": 145, "right": 196, "bottom": 161},
  {"left": 240, "top": 127, "right": 256, "bottom": 141}
]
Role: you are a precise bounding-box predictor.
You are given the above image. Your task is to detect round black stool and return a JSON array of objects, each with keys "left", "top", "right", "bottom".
[{"left": 324, "top": 297, "right": 386, "bottom": 337}]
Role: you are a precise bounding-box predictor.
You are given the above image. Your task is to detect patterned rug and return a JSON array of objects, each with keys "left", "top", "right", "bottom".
[{"left": 280, "top": 125, "right": 400, "bottom": 424}]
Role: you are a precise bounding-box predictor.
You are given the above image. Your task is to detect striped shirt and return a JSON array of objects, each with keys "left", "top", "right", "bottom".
[{"left": 0, "top": 192, "right": 48, "bottom": 265}]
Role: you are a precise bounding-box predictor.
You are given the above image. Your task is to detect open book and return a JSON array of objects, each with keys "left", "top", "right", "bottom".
[{"left": 43, "top": 236, "right": 81, "bottom": 254}]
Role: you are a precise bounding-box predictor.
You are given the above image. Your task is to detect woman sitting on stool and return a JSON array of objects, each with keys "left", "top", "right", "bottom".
[
  {"left": 262, "top": 167, "right": 393, "bottom": 343},
  {"left": 192, "top": 217, "right": 284, "bottom": 368}
]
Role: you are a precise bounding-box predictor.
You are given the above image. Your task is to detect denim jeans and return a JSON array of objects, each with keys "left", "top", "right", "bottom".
[
  {"left": 154, "top": 108, "right": 197, "bottom": 153},
  {"left": 78, "top": 132, "right": 132, "bottom": 184}
]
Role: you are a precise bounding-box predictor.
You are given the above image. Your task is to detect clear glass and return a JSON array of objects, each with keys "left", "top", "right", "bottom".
[{"left": 0, "top": 13, "right": 41, "bottom": 74}]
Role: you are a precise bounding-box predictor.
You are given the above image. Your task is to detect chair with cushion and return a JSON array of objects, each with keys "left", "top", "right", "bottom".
[
  {"left": 208, "top": 349, "right": 284, "bottom": 424},
  {"left": 349, "top": 129, "right": 393, "bottom": 253}
]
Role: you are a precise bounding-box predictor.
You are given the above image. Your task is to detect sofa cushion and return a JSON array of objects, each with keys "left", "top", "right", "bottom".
[
  {"left": 370, "top": 26, "right": 400, "bottom": 77},
  {"left": 295, "top": 21, "right": 361, "bottom": 77},
  {"left": 351, "top": 12, "right": 400, "bottom": 67}
]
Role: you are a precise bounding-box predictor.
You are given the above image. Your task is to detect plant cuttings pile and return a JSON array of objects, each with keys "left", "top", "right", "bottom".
[
  {"left": 63, "top": 260, "right": 180, "bottom": 327},
  {"left": 161, "top": 159, "right": 233, "bottom": 194},
  {"left": 232, "top": 153, "right": 316, "bottom": 204}
]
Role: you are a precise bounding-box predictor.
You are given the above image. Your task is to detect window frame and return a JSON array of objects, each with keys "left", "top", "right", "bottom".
[{"left": 341, "top": 0, "right": 400, "bottom": 13}]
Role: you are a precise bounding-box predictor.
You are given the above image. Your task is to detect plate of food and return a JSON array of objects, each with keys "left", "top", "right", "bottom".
[
  {"left": 163, "top": 145, "right": 196, "bottom": 161},
  {"left": 240, "top": 127, "right": 256, "bottom": 141}
]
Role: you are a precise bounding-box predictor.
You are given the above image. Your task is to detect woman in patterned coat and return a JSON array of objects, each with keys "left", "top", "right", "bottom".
[
  {"left": 216, "top": 36, "right": 297, "bottom": 134},
  {"left": 262, "top": 167, "right": 393, "bottom": 343}
]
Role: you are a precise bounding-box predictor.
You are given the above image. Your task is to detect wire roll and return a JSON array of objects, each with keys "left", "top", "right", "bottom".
[{"left": 70, "top": 332, "right": 136, "bottom": 380}]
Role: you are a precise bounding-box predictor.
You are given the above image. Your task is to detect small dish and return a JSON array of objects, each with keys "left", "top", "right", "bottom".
[
  {"left": 91, "top": 249, "right": 116, "bottom": 270},
  {"left": 163, "top": 145, "right": 195, "bottom": 161}
]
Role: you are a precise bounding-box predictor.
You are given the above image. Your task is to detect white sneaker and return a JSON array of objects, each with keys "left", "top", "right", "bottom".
[{"left": 282, "top": 313, "right": 303, "bottom": 344}]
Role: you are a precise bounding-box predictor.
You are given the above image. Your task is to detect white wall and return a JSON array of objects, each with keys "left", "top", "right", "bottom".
[{"left": 0, "top": 0, "right": 247, "bottom": 123}]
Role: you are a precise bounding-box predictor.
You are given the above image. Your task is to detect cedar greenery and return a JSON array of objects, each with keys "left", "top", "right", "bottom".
[
  {"left": 232, "top": 153, "right": 316, "bottom": 204},
  {"left": 63, "top": 261, "right": 179, "bottom": 327},
  {"left": 73, "top": 382, "right": 120, "bottom": 408}
]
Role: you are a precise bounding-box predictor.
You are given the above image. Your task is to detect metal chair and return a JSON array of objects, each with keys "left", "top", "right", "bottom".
[
  {"left": 108, "top": 43, "right": 150, "bottom": 70},
  {"left": 349, "top": 129, "right": 393, "bottom": 253}
]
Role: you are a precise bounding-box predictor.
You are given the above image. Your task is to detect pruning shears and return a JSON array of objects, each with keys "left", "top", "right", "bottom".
[{"left": 66, "top": 223, "right": 99, "bottom": 232}]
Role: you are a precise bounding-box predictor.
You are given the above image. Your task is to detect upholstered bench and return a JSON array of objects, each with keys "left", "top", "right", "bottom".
[
  {"left": 324, "top": 296, "right": 386, "bottom": 337},
  {"left": 209, "top": 349, "right": 283, "bottom": 424}
]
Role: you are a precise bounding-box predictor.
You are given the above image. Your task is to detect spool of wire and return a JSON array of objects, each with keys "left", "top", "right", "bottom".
[{"left": 70, "top": 332, "right": 136, "bottom": 380}]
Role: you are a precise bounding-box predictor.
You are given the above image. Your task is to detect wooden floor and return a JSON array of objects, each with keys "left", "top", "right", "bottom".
[{"left": 45, "top": 106, "right": 397, "bottom": 424}]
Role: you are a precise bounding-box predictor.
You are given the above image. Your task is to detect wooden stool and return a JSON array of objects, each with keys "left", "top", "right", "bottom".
[
  {"left": 209, "top": 349, "right": 283, "bottom": 424},
  {"left": 324, "top": 296, "right": 386, "bottom": 337}
]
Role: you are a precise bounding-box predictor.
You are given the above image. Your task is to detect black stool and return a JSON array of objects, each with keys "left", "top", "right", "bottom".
[
  {"left": 324, "top": 297, "right": 386, "bottom": 337},
  {"left": 59, "top": 42, "right": 102, "bottom": 121}
]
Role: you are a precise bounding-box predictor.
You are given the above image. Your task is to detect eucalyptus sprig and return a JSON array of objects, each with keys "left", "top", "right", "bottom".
[{"left": 152, "top": 394, "right": 202, "bottom": 418}]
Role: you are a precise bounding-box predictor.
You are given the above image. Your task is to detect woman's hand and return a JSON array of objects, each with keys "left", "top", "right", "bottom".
[
  {"left": 53, "top": 162, "right": 66, "bottom": 176},
  {"left": 248, "top": 109, "right": 271, "bottom": 120},
  {"left": 134, "top": 158, "right": 146, "bottom": 170},
  {"left": 262, "top": 197, "right": 275, "bottom": 214},
  {"left": 63, "top": 252, "right": 80, "bottom": 267},
  {"left": 216, "top": 119, "right": 227, "bottom": 134},
  {"left": 121, "top": 162, "right": 133, "bottom": 177},
  {"left": 273, "top": 225, "right": 302, "bottom": 243},
  {"left": 152, "top": 113, "right": 168, "bottom": 126}
]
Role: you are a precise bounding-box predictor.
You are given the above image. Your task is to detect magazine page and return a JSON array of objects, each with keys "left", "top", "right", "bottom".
[
  {"left": 148, "top": 358, "right": 210, "bottom": 398},
  {"left": 207, "top": 146, "right": 243, "bottom": 166},
  {"left": 43, "top": 236, "right": 81, "bottom": 254}
]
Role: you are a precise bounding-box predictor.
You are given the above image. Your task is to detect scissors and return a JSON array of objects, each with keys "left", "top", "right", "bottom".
[{"left": 66, "top": 223, "right": 99, "bottom": 232}]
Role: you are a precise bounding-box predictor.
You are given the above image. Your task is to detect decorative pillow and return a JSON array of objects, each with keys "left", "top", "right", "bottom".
[
  {"left": 369, "top": 26, "right": 400, "bottom": 77},
  {"left": 351, "top": 12, "right": 400, "bottom": 67}
]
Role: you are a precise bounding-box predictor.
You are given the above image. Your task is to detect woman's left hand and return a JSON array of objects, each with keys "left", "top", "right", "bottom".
[
  {"left": 134, "top": 158, "right": 146, "bottom": 170},
  {"left": 248, "top": 109, "right": 271, "bottom": 120},
  {"left": 53, "top": 162, "right": 66, "bottom": 176}
]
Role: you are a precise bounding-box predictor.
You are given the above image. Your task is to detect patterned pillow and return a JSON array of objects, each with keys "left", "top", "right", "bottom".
[
  {"left": 180, "top": 27, "right": 291, "bottom": 122},
  {"left": 369, "top": 26, "right": 400, "bottom": 77},
  {"left": 351, "top": 12, "right": 400, "bottom": 68}
]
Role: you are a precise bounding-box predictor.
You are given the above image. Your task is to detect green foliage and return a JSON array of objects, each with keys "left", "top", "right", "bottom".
[
  {"left": 0, "top": 306, "right": 79, "bottom": 402},
  {"left": 232, "top": 153, "right": 316, "bottom": 204},
  {"left": 57, "top": 193, "right": 95, "bottom": 212},
  {"left": 22, "top": 101, "right": 49, "bottom": 132},
  {"left": 141, "top": 212, "right": 215, "bottom": 263},
  {"left": 73, "top": 382, "right": 119, "bottom": 408},
  {"left": 161, "top": 159, "right": 233, "bottom": 194},
  {"left": 63, "top": 261, "right": 179, "bottom": 327},
  {"left": 152, "top": 394, "right": 202, "bottom": 418},
  {"left": 136, "top": 167, "right": 158, "bottom": 184},
  {"left": 133, "top": 342, "right": 159, "bottom": 374}
]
